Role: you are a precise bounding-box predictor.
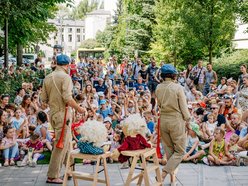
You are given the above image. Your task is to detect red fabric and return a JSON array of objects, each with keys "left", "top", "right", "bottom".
[
  {"left": 71, "top": 120, "right": 84, "bottom": 136},
  {"left": 117, "top": 134, "right": 151, "bottom": 163},
  {"left": 156, "top": 118, "right": 162, "bottom": 159},
  {"left": 26, "top": 140, "right": 43, "bottom": 150},
  {"left": 70, "top": 64, "right": 77, "bottom": 76}
]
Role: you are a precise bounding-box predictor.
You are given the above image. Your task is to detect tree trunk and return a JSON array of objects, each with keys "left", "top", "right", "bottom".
[
  {"left": 17, "top": 43, "right": 23, "bottom": 66},
  {"left": 208, "top": 1, "right": 214, "bottom": 64},
  {"left": 4, "top": 18, "right": 8, "bottom": 68},
  {"left": 209, "top": 45, "right": 213, "bottom": 64}
]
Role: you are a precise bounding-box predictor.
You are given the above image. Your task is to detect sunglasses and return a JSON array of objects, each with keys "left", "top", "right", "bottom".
[{"left": 210, "top": 107, "right": 218, "bottom": 110}]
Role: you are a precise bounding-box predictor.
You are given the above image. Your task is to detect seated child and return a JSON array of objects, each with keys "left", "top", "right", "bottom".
[
  {"left": 207, "top": 127, "right": 233, "bottom": 165},
  {"left": 10, "top": 107, "right": 27, "bottom": 138},
  {"left": 18, "top": 133, "right": 43, "bottom": 167},
  {"left": 34, "top": 111, "right": 52, "bottom": 151},
  {"left": 183, "top": 123, "right": 205, "bottom": 163},
  {"left": 27, "top": 106, "right": 37, "bottom": 126},
  {"left": 0, "top": 125, "right": 19, "bottom": 166},
  {"left": 202, "top": 114, "right": 218, "bottom": 142},
  {"left": 112, "top": 114, "right": 151, "bottom": 169},
  {"left": 104, "top": 117, "right": 114, "bottom": 141},
  {"left": 143, "top": 111, "right": 155, "bottom": 134},
  {"left": 71, "top": 112, "right": 84, "bottom": 143},
  {"left": 228, "top": 134, "right": 243, "bottom": 155}
]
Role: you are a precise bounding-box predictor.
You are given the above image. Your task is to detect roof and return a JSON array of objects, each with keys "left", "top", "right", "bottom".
[{"left": 87, "top": 9, "right": 111, "bottom": 16}]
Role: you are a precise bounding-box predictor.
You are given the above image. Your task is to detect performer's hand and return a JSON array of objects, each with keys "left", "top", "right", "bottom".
[{"left": 77, "top": 106, "right": 86, "bottom": 114}]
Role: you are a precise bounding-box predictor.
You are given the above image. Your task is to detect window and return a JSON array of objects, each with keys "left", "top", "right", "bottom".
[
  {"left": 68, "top": 34, "right": 72, "bottom": 42},
  {"left": 77, "top": 35, "right": 81, "bottom": 42},
  {"left": 62, "top": 34, "right": 64, "bottom": 42},
  {"left": 82, "top": 35, "right": 85, "bottom": 40},
  {"left": 61, "top": 28, "right": 64, "bottom": 32},
  {"left": 76, "top": 28, "right": 81, "bottom": 33},
  {"left": 83, "top": 28, "right": 85, "bottom": 33},
  {"left": 68, "top": 28, "right": 72, "bottom": 33}
]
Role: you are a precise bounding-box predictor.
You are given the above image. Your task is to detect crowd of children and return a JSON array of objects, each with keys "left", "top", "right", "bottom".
[{"left": 0, "top": 56, "right": 247, "bottom": 168}]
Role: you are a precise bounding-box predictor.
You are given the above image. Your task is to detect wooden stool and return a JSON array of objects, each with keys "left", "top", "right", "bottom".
[
  {"left": 121, "top": 148, "right": 162, "bottom": 186},
  {"left": 63, "top": 149, "right": 111, "bottom": 186}
]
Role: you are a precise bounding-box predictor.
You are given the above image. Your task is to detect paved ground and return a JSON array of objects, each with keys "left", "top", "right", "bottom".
[{"left": 0, "top": 163, "right": 247, "bottom": 186}]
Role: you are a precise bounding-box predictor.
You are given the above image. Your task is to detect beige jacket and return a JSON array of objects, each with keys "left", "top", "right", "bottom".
[
  {"left": 155, "top": 78, "right": 190, "bottom": 121},
  {"left": 40, "top": 66, "right": 73, "bottom": 116}
]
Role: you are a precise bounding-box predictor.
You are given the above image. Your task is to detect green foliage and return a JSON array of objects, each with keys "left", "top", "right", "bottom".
[
  {"left": 0, "top": 0, "right": 71, "bottom": 64},
  {"left": 70, "top": 0, "right": 99, "bottom": 19},
  {"left": 213, "top": 50, "right": 248, "bottom": 80},
  {"left": 0, "top": 68, "right": 52, "bottom": 102},
  {"left": 80, "top": 39, "right": 101, "bottom": 49}
]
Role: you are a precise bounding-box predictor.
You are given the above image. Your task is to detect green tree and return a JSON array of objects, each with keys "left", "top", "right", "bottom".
[
  {"left": 152, "top": 0, "right": 240, "bottom": 65},
  {"left": 80, "top": 39, "right": 101, "bottom": 49},
  {"left": 0, "top": 0, "right": 70, "bottom": 66},
  {"left": 70, "top": 0, "right": 99, "bottom": 20}
]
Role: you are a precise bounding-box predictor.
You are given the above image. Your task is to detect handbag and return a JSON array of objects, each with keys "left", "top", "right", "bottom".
[{"left": 194, "top": 67, "right": 203, "bottom": 85}]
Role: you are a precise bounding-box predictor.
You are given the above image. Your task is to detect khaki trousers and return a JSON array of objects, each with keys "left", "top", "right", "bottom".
[
  {"left": 160, "top": 115, "right": 186, "bottom": 173},
  {"left": 47, "top": 111, "right": 70, "bottom": 179}
]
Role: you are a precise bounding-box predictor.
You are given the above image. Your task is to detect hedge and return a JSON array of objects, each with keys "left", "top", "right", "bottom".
[{"left": 212, "top": 50, "right": 248, "bottom": 80}]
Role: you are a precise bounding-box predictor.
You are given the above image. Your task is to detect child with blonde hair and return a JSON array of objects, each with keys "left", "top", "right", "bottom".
[
  {"left": 202, "top": 114, "right": 218, "bottom": 142},
  {"left": 207, "top": 127, "right": 233, "bottom": 165}
]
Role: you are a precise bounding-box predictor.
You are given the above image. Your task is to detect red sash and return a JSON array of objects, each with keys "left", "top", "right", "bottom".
[{"left": 156, "top": 117, "right": 162, "bottom": 159}]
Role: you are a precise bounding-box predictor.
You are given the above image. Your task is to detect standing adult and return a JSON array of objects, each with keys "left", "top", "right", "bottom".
[
  {"left": 147, "top": 57, "right": 159, "bottom": 97},
  {"left": 238, "top": 74, "right": 248, "bottom": 112},
  {"left": 203, "top": 63, "right": 218, "bottom": 96},
  {"left": 41, "top": 55, "right": 85, "bottom": 184},
  {"left": 192, "top": 60, "right": 207, "bottom": 92},
  {"left": 155, "top": 64, "right": 190, "bottom": 184},
  {"left": 237, "top": 64, "right": 247, "bottom": 91}
]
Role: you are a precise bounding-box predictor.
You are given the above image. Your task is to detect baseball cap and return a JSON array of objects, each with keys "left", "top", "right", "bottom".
[
  {"left": 161, "top": 64, "right": 178, "bottom": 75},
  {"left": 56, "top": 54, "right": 70, "bottom": 65},
  {"left": 104, "top": 117, "right": 112, "bottom": 124},
  {"left": 100, "top": 99, "right": 106, "bottom": 105},
  {"left": 190, "top": 122, "right": 201, "bottom": 136},
  {"left": 98, "top": 92, "right": 105, "bottom": 97}
]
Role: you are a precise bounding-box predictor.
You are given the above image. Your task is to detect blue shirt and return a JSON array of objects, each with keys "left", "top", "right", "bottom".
[
  {"left": 134, "top": 83, "right": 147, "bottom": 91},
  {"left": 240, "top": 127, "right": 247, "bottom": 138},
  {"left": 97, "top": 108, "right": 111, "bottom": 119},
  {"left": 147, "top": 121, "right": 155, "bottom": 134}
]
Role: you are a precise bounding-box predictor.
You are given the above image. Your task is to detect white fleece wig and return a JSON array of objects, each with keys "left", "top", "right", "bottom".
[
  {"left": 79, "top": 120, "right": 107, "bottom": 147},
  {"left": 121, "top": 113, "right": 147, "bottom": 135}
]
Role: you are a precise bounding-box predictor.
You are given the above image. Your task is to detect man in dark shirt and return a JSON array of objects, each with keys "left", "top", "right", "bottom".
[
  {"left": 147, "top": 57, "right": 159, "bottom": 96},
  {"left": 95, "top": 78, "right": 107, "bottom": 93}
]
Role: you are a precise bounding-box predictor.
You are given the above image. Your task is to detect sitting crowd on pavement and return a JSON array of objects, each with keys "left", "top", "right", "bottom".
[{"left": 0, "top": 56, "right": 247, "bottom": 167}]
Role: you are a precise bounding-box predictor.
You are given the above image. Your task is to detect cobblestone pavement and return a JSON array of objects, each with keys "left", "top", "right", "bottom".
[{"left": 0, "top": 163, "right": 247, "bottom": 186}]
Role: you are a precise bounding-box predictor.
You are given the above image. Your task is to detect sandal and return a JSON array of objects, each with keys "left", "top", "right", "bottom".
[
  {"left": 46, "top": 178, "right": 63, "bottom": 184},
  {"left": 10, "top": 160, "right": 15, "bottom": 166},
  {"left": 4, "top": 161, "right": 9, "bottom": 167},
  {"left": 161, "top": 169, "right": 168, "bottom": 182}
]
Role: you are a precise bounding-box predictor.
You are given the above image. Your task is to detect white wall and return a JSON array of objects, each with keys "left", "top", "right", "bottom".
[
  {"left": 104, "top": 0, "right": 117, "bottom": 16},
  {"left": 85, "top": 14, "right": 110, "bottom": 39},
  {"left": 233, "top": 23, "right": 248, "bottom": 49}
]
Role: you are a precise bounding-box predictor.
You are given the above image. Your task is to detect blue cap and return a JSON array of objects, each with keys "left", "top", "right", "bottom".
[
  {"left": 56, "top": 54, "right": 70, "bottom": 65},
  {"left": 100, "top": 100, "right": 106, "bottom": 105},
  {"left": 161, "top": 64, "right": 178, "bottom": 74}
]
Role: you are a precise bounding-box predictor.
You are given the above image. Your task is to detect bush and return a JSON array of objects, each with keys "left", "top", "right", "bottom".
[
  {"left": 0, "top": 68, "right": 52, "bottom": 102},
  {"left": 213, "top": 50, "right": 248, "bottom": 80}
]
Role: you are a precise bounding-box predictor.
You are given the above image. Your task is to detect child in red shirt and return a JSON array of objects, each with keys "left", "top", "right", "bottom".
[
  {"left": 18, "top": 133, "right": 43, "bottom": 167},
  {"left": 71, "top": 112, "right": 84, "bottom": 142}
]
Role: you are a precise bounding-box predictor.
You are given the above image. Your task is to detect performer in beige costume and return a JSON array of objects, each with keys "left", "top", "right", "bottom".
[
  {"left": 155, "top": 64, "right": 190, "bottom": 185},
  {"left": 41, "top": 55, "right": 85, "bottom": 184}
]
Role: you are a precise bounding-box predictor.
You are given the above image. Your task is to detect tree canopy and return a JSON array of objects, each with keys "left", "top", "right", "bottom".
[{"left": 97, "top": 0, "right": 248, "bottom": 65}]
